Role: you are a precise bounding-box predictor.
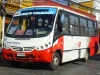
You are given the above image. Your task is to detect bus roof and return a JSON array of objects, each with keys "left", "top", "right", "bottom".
[{"left": 17, "top": 5, "right": 96, "bottom": 21}]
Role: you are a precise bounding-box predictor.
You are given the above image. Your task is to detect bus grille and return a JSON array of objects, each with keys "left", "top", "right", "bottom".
[{"left": 11, "top": 46, "right": 35, "bottom": 52}]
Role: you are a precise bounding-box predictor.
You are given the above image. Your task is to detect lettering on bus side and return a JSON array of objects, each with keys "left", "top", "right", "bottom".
[{"left": 7, "top": 42, "right": 20, "bottom": 44}]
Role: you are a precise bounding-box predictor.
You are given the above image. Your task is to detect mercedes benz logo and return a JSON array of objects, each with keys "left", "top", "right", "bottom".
[{"left": 19, "top": 47, "right": 23, "bottom": 52}]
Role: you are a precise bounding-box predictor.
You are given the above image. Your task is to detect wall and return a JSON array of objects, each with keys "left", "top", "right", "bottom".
[
  {"left": 21, "top": 0, "right": 33, "bottom": 8},
  {"left": 93, "top": 1, "right": 100, "bottom": 22},
  {"left": 93, "top": 0, "right": 100, "bottom": 33}
]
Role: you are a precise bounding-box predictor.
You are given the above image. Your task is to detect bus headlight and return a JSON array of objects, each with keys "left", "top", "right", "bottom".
[
  {"left": 36, "top": 42, "right": 51, "bottom": 50},
  {"left": 40, "top": 46, "right": 44, "bottom": 49},
  {"left": 45, "top": 44, "right": 48, "bottom": 47},
  {"left": 48, "top": 42, "right": 51, "bottom": 45},
  {"left": 37, "top": 47, "right": 39, "bottom": 50},
  {"left": 4, "top": 44, "right": 9, "bottom": 49}
]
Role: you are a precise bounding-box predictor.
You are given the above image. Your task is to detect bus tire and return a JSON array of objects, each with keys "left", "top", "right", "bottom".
[
  {"left": 82, "top": 50, "right": 89, "bottom": 62},
  {"left": 9, "top": 61, "right": 21, "bottom": 68},
  {"left": 48, "top": 52, "right": 60, "bottom": 71}
]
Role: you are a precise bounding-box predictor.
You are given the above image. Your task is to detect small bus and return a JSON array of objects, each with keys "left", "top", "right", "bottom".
[{"left": 2, "top": 6, "right": 99, "bottom": 70}]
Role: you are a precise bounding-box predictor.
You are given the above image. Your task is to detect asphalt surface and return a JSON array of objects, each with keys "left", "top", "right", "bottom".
[{"left": 0, "top": 54, "right": 100, "bottom": 75}]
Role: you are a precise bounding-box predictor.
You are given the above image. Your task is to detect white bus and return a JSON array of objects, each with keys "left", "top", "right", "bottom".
[{"left": 2, "top": 6, "right": 99, "bottom": 70}]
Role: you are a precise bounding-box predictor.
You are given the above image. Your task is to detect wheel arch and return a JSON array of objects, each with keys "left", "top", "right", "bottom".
[
  {"left": 87, "top": 48, "right": 90, "bottom": 56},
  {"left": 55, "top": 49, "right": 62, "bottom": 63}
]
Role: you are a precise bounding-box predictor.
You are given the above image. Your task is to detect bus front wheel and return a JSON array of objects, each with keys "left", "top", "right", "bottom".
[
  {"left": 48, "top": 52, "right": 60, "bottom": 71},
  {"left": 9, "top": 61, "right": 21, "bottom": 68}
]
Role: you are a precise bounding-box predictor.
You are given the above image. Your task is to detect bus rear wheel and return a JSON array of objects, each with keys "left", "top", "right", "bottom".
[
  {"left": 48, "top": 52, "right": 60, "bottom": 71},
  {"left": 9, "top": 61, "right": 21, "bottom": 68}
]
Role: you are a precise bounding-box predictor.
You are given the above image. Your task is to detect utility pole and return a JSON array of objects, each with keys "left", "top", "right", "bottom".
[
  {"left": 0, "top": 0, "right": 6, "bottom": 61},
  {"left": 0, "top": 0, "right": 2, "bottom": 47},
  {"left": 0, "top": 0, "right": 6, "bottom": 48}
]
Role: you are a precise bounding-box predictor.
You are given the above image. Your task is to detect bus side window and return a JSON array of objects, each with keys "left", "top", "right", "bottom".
[
  {"left": 54, "top": 14, "right": 62, "bottom": 39},
  {"left": 57, "top": 13, "right": 69, "bottom": 34},
  {"left": 54, "top": 15, "right": 62, "bottom": 33},
  {"left": 55, "top": 12, "right": 69, "bottom": 33},
  {"left": 61, "top": 14, "right": 69, "bottom": 34}
]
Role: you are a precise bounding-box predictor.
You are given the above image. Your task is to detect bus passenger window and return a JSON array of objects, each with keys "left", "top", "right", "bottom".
[
  {"left": 70, "top": 15, "right": 74, "bottom": 24},
  {"left": 70, "top": 25, "right": 74, "bottom": 34},
  {"left": 62, "top": 14, "right": 69, "bottom": 34},
  {"left": 75, "top": 26, "right": 79, "bottom": 35}
]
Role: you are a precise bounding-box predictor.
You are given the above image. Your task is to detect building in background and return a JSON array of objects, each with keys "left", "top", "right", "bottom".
[
  {"left": 0, "top": 0, "right": 33, "bottom": 45},
  {"left": 93, "top": 0, "right": 100, "bottom": 29},
  {"left": 70, "top": 0, "right": 100, "bottom": 24},
  {"left": 70, "top": 0, "right": 93, "bottom": 14},
  {"left": 34, "top": 0, "right": 99, "bottom": 18}
]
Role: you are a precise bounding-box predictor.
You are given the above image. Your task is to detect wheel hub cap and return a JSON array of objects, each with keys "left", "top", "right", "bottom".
[{"left": 53, "top": 56, "right": 58, "bottom": 65}]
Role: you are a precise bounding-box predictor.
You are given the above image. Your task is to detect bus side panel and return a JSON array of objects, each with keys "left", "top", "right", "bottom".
[
  {"left": 53, "top": 35, "right": 98, "bottom": 63},
  {"left": 53, "top": 36, "right": 64, "bottom": 52},
  {"left": 88, "top": 36, "right": 99, "bottom": 56},
  {"left": 62, "top": 36, "right": 84, "bottom": 63},
  {"left": 62, "top": 36, "right": 90, "bottom": 63}
]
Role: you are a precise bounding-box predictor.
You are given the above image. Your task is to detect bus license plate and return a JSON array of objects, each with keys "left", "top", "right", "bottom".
[{"left": 17, "top": 53, "right": 25, "bottom": 57}]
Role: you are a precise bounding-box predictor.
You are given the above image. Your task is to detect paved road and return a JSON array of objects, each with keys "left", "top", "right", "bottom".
[{"left": 0, "top": 54, "right": 100, "bottom": 75}]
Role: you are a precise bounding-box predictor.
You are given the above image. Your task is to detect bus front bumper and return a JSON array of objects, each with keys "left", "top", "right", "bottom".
[{"left": 1, "top": 48, "right": 52, "bottom": 63}]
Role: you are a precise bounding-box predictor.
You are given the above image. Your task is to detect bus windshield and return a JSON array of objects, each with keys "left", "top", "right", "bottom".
[{"left": 5, "top": 7, "right": 57, "bottom": 38}]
